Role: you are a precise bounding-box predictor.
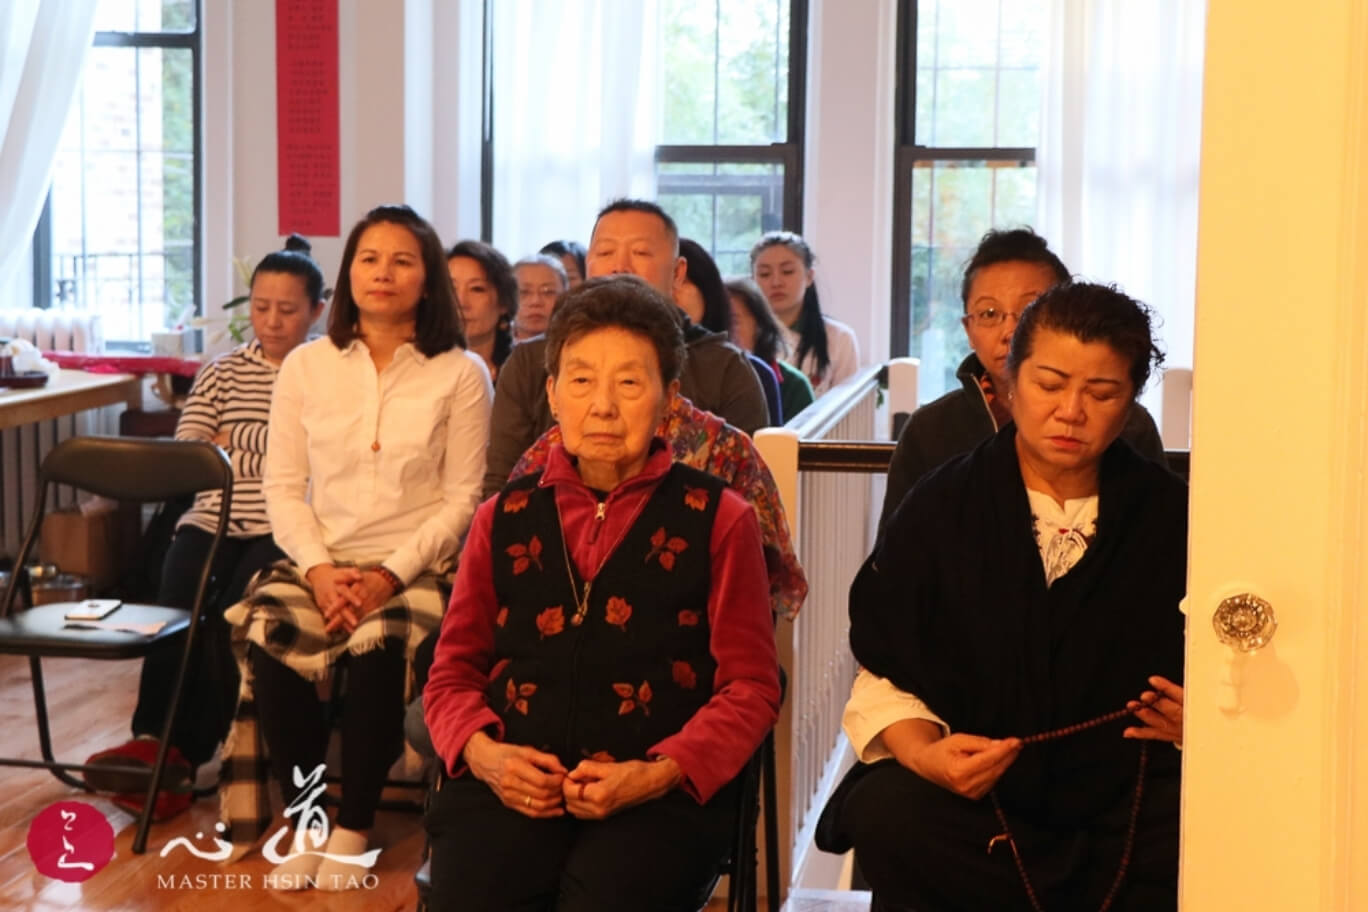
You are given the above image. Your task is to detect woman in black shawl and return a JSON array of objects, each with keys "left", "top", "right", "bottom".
[{"left": 820, "top": 283, "right": 1186, "bottom": 911}]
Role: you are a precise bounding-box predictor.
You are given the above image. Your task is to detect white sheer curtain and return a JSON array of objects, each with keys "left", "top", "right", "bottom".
[
  {"left": 0, "top": 0, "right": 98, "bottom": 295},
  {"left": 490, "top": 0, "right": 660, "bottom": 259},
  {"left": 1036, "top": 0, "right": 1206, "bottom": 400}
]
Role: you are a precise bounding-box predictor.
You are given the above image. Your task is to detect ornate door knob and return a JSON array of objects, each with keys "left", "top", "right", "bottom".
[{"left": 1212, "top": 593, "right": 1277, "bottom": 652}]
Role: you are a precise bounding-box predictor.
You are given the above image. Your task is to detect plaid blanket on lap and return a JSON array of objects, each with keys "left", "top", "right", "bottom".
[{"left": 218, "top": 561, "right": 446, "bottom": 855}]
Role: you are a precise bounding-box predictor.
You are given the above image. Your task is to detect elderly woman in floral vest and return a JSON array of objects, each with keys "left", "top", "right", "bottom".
[{"left": 423, "top": 275, "right": 781, "bottom": 912}]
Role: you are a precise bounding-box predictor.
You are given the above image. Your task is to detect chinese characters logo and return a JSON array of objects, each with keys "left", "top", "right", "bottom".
[
  {"left": 161, "top": 764, "right": 379, "bottom": 869},
  {"left": 27, "top": 801, "right": 115, "bottom": 883}
]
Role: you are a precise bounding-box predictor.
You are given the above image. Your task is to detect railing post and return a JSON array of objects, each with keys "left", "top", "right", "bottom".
[
  {"left": 752, "top": 370, "right": 886, "bottom": 899},
  {"left": 885, "top": 356, "right": 919, "bottom": 438},
  {"left": 1160, "top": 367, "right": 1194, "bottom": 450},
  {"left": 754, "top": 428, "right": 801, "bottom": 535},
  {"left": 753, "top": 426, "right": 800, "bottom": 900}
]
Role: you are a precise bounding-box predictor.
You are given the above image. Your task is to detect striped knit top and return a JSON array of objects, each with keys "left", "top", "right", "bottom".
[{"left": 175, "top": 340, "right": 279, "bottom": 538}]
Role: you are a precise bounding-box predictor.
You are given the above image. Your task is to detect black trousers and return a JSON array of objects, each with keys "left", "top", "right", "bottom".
[
  {"left": 425, "top": 773, "right": 738, "bottom": 912},
  {"left": 250, "top": 641, "right": 407, "bottom": 831},
  {"left": 836, "top": 760, "right": 1178, "bottom": 912},
  {"left": 131, "top": 528, "right": 283, "bottom": 766}
]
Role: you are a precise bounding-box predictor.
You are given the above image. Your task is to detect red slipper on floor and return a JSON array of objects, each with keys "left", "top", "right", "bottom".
[
  {"left": 111, "top": 788, "right": 193, "bottom": 823},
  {"left": 83, "top": 738, "right": 192, "bottom": 794}
]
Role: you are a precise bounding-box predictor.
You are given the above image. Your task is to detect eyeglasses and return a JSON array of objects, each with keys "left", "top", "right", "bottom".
[
  {"left": 962, "top": 308, "right": 1024, "bottom": 329},
  {"left": 519, "top": 285, "right": 561, "bottom": 300}
]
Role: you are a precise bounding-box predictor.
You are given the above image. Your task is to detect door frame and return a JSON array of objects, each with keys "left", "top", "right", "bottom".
[{"left": 1181, "top": 0, "right": 1368, "bottom": 907}]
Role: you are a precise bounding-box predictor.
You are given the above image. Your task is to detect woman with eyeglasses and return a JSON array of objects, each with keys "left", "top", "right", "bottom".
[
  {"left": 878, "top": 228, "right": 1165, "bottom": 531},
  {"left": 512, "top": 254, "right": 569, "bottom": 341}
]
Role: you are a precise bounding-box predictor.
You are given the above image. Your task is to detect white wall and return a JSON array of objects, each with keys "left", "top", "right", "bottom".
[
  {"left": 802, "top": 0, "right": 898, "bottom": 368},
  {"left": 202, "top": 1, "right": 901, "bottom": 364},
  {"left": 201, "top": 0, "right": 484, "bottom": 354},
  {"left": 200, "top": 0, "right": 234, "bottom": 351},
  {"left": 429, "top": 0, "right": 485, "bottom": 242}
]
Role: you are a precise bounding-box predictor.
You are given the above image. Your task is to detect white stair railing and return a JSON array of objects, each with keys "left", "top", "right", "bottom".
[{"left": 754, "top": 360, "right": 915, "bottom": 900}]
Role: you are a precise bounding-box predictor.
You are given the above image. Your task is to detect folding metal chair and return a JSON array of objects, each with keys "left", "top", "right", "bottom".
[
  {"left": 0, "top": 435, "right": 231, "bottom": 854},
  {"left": 711, "top": 665, "right": 787, "bottom": 912}
]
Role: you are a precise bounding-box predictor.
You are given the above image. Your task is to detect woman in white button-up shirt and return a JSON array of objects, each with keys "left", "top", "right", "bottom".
[{"left": 222, "top": 205, "right": 492, "bottom": 885}]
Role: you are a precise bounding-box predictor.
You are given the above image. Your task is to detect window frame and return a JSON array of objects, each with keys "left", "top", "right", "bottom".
[
  {"left": 32, "top": 2, "right": 203, "bottom": 352},
  {"left": 480, "top": 0, "right": 494, "bottom": 243},
  {"left": 889, "top": 0, "right": 1036, "bottom": 358},
  {"left": 654, "top": 0, "right": 809, "bottom": 239},
  {"left": 476, "top": 0, "right": 807, "bottom": 251}
]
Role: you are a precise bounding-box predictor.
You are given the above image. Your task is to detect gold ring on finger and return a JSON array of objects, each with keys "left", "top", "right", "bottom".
[{"left": 524, "top": 794, "right": 532, "bottom": 808}]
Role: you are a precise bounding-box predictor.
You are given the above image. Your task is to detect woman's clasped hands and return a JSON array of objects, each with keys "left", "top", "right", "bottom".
[
  {"left": 561, "top": 755, "right": 682, "bottom": 820},
  {"left": 463, "top": 732, "right": 568, "bottom": 818},
  {"left": 462, "top": 731, "right": 682, "bottom": 820},
  {"left": 305, "top": 563, "right": 397, "bottom": 635}
]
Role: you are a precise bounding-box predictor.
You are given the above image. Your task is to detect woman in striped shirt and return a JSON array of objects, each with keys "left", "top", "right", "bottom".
[{"left": 83, "top": 235, "right": 326, "bottom": 820}]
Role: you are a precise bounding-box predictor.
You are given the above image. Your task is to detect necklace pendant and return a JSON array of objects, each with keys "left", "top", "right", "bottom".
[{"left": 570, "top": 582, "right": 591, "bottom": 626}]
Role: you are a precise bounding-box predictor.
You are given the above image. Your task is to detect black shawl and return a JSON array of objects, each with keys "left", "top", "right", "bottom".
[{"left": 851, "top": 426, "right": 1187, "bottom": 824}]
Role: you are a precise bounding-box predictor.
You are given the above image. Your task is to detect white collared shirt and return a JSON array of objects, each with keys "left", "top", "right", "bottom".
[{"left": 264, "top": 335, "right": 493, "bottom": 584}]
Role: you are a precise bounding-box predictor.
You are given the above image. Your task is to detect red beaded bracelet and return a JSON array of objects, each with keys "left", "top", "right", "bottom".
[{"left": 375, "top": 565, "right": 405, "bottom": 594}]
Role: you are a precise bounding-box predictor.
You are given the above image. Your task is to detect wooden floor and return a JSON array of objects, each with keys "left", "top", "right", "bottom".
[
  {"left": 0, "top": 653, "right": 424, "bottom": 911},
  {"left": 0, "top": 653, "right": 867, "bottom": 911}
]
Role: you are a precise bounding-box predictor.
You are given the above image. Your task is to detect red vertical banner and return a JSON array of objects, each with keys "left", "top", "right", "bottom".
[{"left": 276, "top": 0, "right": 340, "bottom": 236}]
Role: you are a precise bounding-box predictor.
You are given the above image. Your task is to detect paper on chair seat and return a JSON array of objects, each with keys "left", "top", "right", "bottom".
[{"left": 63, "top": 619, "right": 168, "bottom": 636}]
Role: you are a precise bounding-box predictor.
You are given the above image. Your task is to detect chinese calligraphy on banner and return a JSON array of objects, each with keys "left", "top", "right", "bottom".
[{"left": 276, "top": 0, "right": 340, "bottom": 236}]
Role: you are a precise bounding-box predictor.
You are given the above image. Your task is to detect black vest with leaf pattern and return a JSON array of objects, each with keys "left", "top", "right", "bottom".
[{"left": 488, "top": 463, "right": 724, "bottom": 769}]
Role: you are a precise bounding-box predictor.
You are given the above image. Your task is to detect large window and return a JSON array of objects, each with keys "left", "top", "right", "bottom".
[
  {"left": 33, "top": 0, "right": 201, "bottom": 348},
  {"left": 891, "top": 0, "right": 1045, "bottom": 401},
  {"left": 656, "top": 0, "right": 805, "bottom": 276}
]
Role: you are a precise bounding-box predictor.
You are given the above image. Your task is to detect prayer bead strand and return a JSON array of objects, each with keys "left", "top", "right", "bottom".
[
  {"left": 988, "top": 703, "right": 1154, "bottom": 912},
  {"left": 1017, "top": 706, "right": 1134, "bottom": 745}
]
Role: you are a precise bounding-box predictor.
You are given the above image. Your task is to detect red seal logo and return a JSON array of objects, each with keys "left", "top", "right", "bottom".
[{"left": 27, "top": 801, "right": 115, "bottom": 882}]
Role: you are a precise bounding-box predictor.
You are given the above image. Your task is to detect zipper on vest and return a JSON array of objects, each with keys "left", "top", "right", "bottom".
[
  {"left": 566, "top": 498, "right": 611, "bottom": 757},
  {"left": 565, "top": 623, "right": 587, "bottom": 762},
  {"left": 587, "top": 499, "right": 607, "bottom": 543}
]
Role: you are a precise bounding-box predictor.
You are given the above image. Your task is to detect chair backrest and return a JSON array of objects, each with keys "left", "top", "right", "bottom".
[{"left": 40, "top": 435, "right": 231, "bottom": 503}]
